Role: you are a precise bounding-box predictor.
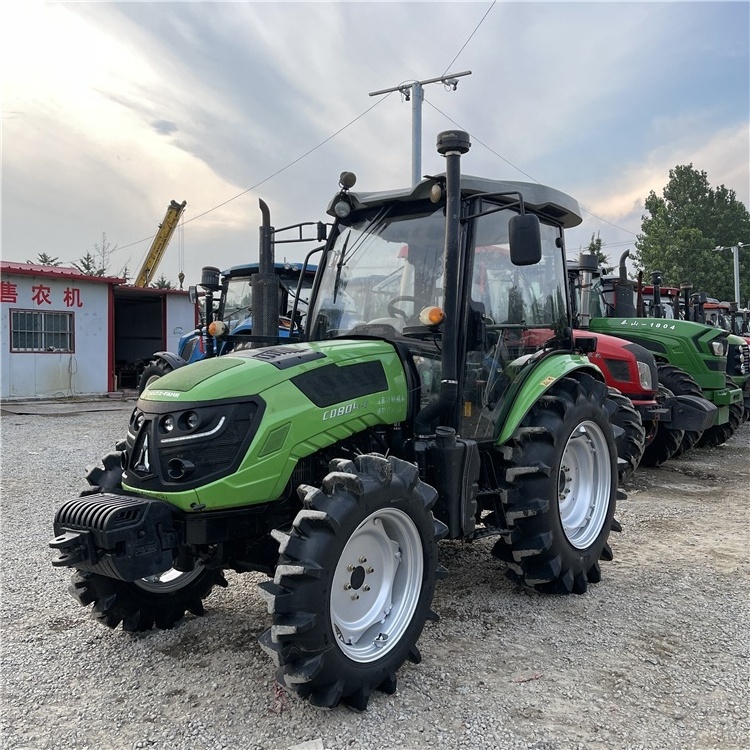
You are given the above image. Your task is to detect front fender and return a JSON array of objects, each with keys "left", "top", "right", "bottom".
[
  {"left": 151, "top": 351, "right": 190, "bottom": 371},
  {"left": 496, "top": 354, "right": 604, "bottom": 445}
]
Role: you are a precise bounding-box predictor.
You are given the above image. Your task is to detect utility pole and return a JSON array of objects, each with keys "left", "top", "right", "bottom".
[
  {"left": 714, "top": 243, "right": 747, "bottom": 305},
  {"left": 369, "top": 71, "right": 472, "bottom": 186}
]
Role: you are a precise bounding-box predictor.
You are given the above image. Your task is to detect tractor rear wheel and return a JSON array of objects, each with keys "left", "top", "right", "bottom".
[
  {"left": 657, "top": 364, "right": 704, "bottom": 457},
  {"left": 639, "top": 385, "right": 685, "bottom": 467},
  {"left": 258, "top": 454, "right": 445, "bottom": 710},
  {"left": 492, "top": 371, "right": 618, "bottom": 595}
]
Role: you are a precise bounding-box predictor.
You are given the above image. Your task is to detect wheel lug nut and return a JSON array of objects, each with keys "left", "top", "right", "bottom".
[
  {"left": 359, "top": 556, "right": 367, "bottom": 563},
  {"left": 344, "top": 583, "right": 351, "bottom": 590},
  {"left": 351, "top": 594, "right": 359, "bottom": 600},
  {"left": 363, "top": 585, "right": 370, "bottom": 592},
  {"left": 347, "top": 564, "right": 355, "bottom": 572},
  {"left": 366, "top": 567, "right": 374, "bottom": 574}
]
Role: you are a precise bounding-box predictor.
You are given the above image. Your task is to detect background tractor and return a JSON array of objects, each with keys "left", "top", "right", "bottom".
[
  {"left": 569, "top": 254, "right": 716, "bottom": 468},
  {"left": 138, "top": 260, "right": 317, "bottom": 393},
  {"left": 587, "top": 257, "right": 741, "bottom": 452},
  {"left": 51, "top": 131, "right": 623, "bottom": 710}
]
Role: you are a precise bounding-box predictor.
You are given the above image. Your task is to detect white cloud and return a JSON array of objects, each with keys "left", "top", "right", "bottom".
[
  {"left": 583, "top": 121, "right": 750, "bottom": 224},
  {"left": 2, "top": 0, "right": 747, "bottom": 287}
]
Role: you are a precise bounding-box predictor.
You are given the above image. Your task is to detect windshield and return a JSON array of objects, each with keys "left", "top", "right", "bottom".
[
  {"left": 222, "top": 273, "right": 313, "bottom": 329},
  {"left": 308, "top": 203, "right": 446, "bottom": 338}
]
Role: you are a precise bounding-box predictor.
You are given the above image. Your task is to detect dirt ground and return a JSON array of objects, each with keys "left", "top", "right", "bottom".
[{"left": 1, "top": 410, "right": 748, "bottom": 750}]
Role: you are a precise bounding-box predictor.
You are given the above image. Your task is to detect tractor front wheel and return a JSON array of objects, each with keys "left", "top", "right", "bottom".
[
  {"left": 69, "top": 565, "right": 228, "bottom": 631},
  {"left": 640, "top": 385, "right": 685, "bottom": 467},
  {"left": 657, "top": 364, "right": 704, "bottom": 457},
  {"left": 695, "top": 400, "right": 744, "bottom": 449},
  {"left": 259, "top": 454, "right": 445, "bottom": 710},
  {"left": 493, "top": 371, "right": 618, "bottom": 595},
  {"left": 606, "top": 387, "right": 646, "bottom": 482}
]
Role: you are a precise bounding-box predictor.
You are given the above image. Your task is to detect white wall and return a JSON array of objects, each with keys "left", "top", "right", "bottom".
[
  {"left": 165, "top": 294, "right": 198, "bottom": 354},
  {"left": 1, "top": 274, "right": 111, "bottom": 398}
]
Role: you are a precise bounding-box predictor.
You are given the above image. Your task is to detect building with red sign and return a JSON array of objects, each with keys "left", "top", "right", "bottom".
[{"left": 1, "top": 262, "right": 196, "bottom": 399}]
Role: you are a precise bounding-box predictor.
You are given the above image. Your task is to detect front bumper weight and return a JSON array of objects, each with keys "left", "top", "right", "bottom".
[{"left": 50, "top": 492, "right": 181, "bottom": 581}]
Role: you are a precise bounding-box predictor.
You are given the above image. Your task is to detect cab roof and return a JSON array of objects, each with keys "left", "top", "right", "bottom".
[{"left": 327, "top": 173, "right": 583, "bottom": 229}]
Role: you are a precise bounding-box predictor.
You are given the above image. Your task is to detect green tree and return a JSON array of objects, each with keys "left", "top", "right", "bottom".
[
  {"left": 634, "top": 165, "right": 750, "bottom": 305},
  {"left": 153, "top": 274, "right": 174, "bottom": 289},
  {"left": 73, "top": 252, "right": 105, "bottom": 276},
  {"left": 73, "top": 233, "right": 117, "bottom": 276},
  {"left": 586, "top": 232, "right": 614, "bottom": 274},
  {"left": 28, "top": 252, "right": 62, "bottom": 266}
]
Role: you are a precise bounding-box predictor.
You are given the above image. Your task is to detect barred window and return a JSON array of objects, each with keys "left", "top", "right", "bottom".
[{"left": 10, "top": 310, "right": 75, "bottom": 353}]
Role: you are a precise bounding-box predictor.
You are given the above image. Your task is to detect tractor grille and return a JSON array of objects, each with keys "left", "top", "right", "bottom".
[{"left": 123, "top": 398, "right": 263, "bottom": 493}]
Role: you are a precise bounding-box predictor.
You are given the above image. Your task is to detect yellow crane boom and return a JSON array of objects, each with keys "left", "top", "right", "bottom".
[{"left": 134, "top": 200, "right": 187, "bottom": 287}]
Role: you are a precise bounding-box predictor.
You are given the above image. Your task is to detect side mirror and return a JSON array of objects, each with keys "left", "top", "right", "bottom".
[
  {"left": 188, "top": 286, "right": 198, "bottom": 305},
  {"left": 509, "top": 214, "right": 542, "bottom": 266}
]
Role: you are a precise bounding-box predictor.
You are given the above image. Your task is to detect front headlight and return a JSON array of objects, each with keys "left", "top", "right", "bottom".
[
  {"left": 637, "top": 360, "right": 653, "bottom": 390},
  {"left": 709, "top": 338, "right": 728, "bottom": 356}
]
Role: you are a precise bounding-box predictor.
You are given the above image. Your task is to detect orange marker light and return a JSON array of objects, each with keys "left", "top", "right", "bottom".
[
  {"left": 418, "top": 306, "right": 445, "bottom": 327},
  {"left": 208, "top": 320, "right": 228, "bottom": 337}
]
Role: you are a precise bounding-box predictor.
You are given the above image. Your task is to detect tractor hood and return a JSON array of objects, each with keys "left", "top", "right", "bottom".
[{"left": 125, "top": 339, "right": 410, "bottom": 511}]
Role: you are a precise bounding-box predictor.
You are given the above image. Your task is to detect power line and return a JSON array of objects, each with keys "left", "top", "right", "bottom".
[
  {"left": 116, "top": 93, "right": 394, "bottom": 254},
  {"left": 117, "top": 2, "right": 498, "bottom": 257},
  {"left": 442, "top": 1, "right": 497, "bottom": 75},
  {"left": 423, "top": 97, "right": 638, "bottom": 238}
]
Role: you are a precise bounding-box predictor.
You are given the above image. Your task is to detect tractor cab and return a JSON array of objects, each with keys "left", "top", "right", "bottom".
[{"left": 306, "top": 174, "right": 579, "bottom": 440}]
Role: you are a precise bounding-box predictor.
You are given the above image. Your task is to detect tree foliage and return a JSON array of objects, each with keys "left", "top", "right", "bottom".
[
  {"left": 634, "top": 165, "right": 750, "bottom": 305},
  {"left": 586, "top": 232, "right": 614, "bottom": 274},
  {"left": 73, "top": 233, "right": 117, "bottom": 276},
  {"left": 28, "top": 252, "right": 62, "bottom": 266},
  {"left": 153, "top": 274, "right": 174, "bottom": 289},
  {"left": 73, "top": 252, "right": 105, "bottom": 276}
]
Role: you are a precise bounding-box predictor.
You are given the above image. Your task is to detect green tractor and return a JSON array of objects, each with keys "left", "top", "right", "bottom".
[
  {"left": 588, "top": 259, "right": 743, "bottom": 452},
  {"left": 50, "top": 131, "right": 623, "bottom": 710}
]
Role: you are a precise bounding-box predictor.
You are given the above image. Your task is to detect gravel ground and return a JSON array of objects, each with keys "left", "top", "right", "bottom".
[{"left": 1, "top": 405, "right": 748, "bottom": 750}]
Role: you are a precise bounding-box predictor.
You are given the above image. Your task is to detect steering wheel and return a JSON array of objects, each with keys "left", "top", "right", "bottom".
[{"left": 387, "top": 295, "right": 418, "bottom": 321}]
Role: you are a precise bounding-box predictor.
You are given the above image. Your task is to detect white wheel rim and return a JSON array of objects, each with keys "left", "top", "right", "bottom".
[
  {"left": 558, "top": 420, "right": 612, "bottom": 549},
  {"left": 134, "top": 563, "right": 205, "bottom": 593},
  {"left": 330, "top": 507, "right": 423, "bottom": 663}
]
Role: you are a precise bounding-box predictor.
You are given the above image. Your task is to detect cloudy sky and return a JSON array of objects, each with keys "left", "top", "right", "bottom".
[{"left": 2, "top": 0, "right": 748, "bottom": 287}]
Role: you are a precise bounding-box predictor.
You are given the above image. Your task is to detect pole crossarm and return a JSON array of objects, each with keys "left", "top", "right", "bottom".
[
  {"left": 368, "top": 71, "right": 472, "bottom": 98},
  {"left": 369, "top": 71, "right": 472, "bottom": 186}
]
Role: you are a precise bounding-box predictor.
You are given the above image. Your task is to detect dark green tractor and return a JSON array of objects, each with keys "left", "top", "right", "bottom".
[{"left": 50, "top": 131, "right": 622, "bottom": 710}]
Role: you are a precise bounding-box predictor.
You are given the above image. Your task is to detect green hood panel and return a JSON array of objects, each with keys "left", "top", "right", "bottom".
[
  {"left": 128, "top": 339, "right": 409, "bottom": 511},
  {"left": 589, "top": 317, "right": 728, "bottom": 391},
  {"left": 144, "top": 357, "right": 243, "bottom": 394},
  {"left": 140, "top": 340, "right": 405, "bottom": 403}
]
